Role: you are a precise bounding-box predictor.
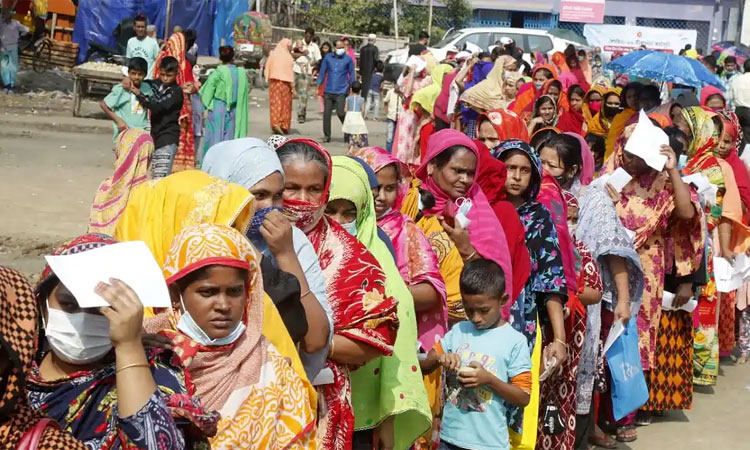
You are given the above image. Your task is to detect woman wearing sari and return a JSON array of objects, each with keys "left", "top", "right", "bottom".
[
  {"left": 460, "top": 55, "right": 517, "bottom": 114},
  {"left": 0, "top": 266, "right": 87, "bottom": 449},
  {"left": 586, "top": 89, "right": 622, "bottom": 138},
  {"left": 599, "top": 123, "right": 704, "bottom": 440},
  {"left": 510, "top": 64, "right": 557, "bottom": 116},
  {"left": 494, "top": 140, "right": 569, "bottom": 450},
  {"left": 275, "top": 138, "right": 399, "bottom": 450},
  {"left": 152, "top": 32, "right": 197, "bottom": 173},
  {"left": 604, "top": 82, "right": 643, "bottom": 161},
  {"left": 415, "top": 129, "right": 513, "bottom": 323},
  {"left": 476, "top": 109, "right": 530, "bottom": 152},
  {"left": 88, "top": 129, "right": 153, "bottom": 235},
  {"left": 145, "top": 223, "right": 318, "bottom": 449},
  {"left": 265, "top": 38, "right": 296, "bottom": 135},
  {"left": 198, "top": 46, "right": 249, "bottom": 162},
  {"left": 557, "top": 85, "right": 586, "bottom": 135},
  {"left": 528, "top": 95, "right": 559, "bottom": 136},
  {"left": 580, "top": 86, "right": 605, "bottom": 132},
  {"left": 394, "top": 56, "right": 432, "bottom": 168},
  {"left": 411, "top": 64, "right": 454, "bottom": 161},
  {"left": 538, "top": 132, "right": 644, "bottom": 448},
  {"left": 27, "top": 234, "right": 219, "bottom": 449},
  {"left": 201, "top": 138, "right": 334, "bottom": 380},
  {"left": 680, "top": 107, "right": 750, "bottom": 385},
  {"left": 325, "top": 156, "right": 432, "bottom": 450}
]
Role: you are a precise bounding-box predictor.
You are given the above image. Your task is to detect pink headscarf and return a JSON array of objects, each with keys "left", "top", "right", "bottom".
[
  {"left": 563, "top": 132, "right": 595, "bottom": 185},
  {"left": 417, "top": 129, "right": 513, "bottom": 298},
  {"left": 536, "top": 174, "right": 579, "bottom": 294}
]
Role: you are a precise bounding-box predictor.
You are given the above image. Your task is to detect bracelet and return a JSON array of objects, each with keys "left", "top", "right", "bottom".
[
  {"left": 116, "top": 362, "right": 149, "bottom": 374},
  {"left": 328, "top": 338, "right": 335, "bottom": 359},
  {"left": 554, "top": 338, "right": 568, "bottom": 347},
  {"left": 462, "top": 250, "right": 477, "bottom": 261},
  {"left": 300, "top": 289, "right": 312, "bottom": 299}
]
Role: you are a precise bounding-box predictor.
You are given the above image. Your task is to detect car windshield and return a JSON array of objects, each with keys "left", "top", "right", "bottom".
[{"left": 435, "top": 29, "right": 463, "bottom": 48}]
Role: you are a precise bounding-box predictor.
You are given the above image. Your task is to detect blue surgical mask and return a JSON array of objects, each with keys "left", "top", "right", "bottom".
[
  {"left": 341, "top": 220, "right": 357, "bottom": 236},
  {"left": 176, "top": 294, "right": 246, "bottom": 346}
]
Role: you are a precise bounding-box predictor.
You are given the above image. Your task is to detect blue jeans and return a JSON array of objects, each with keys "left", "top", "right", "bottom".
[
  {"left": 386, "top": 119, "right": 396, "bottom": 153},
  {"left": 152, "top": 143, "right": 177, "bottom": 178},
  {"left": 366, "top": 91, "right": 380, "bottom": 118}
]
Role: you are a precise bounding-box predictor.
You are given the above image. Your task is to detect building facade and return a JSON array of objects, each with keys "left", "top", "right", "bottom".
[{"left": 469, "top": 0, "right": 743, "bottom": 51}]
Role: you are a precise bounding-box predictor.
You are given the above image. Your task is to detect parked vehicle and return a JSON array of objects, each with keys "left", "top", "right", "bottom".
[
  {"left": 233, "top": 11, "right": 272, "bottom": 69},
  {"left": 384, "top": 27, "right": 586, "bottom": 81}
]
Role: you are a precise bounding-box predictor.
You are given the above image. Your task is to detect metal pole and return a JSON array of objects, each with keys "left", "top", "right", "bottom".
[
  {"left": 164, "top": 0, "right": 172, "bottom": 38},
  {"left": 427, "top": 0, "right": 433, "bottom": 39},
  {"left": 738, "top": 0, "right": 746, "bottom": 46},
  {"left": 393, "top": 0, "right": 399, "bottom": 42}
]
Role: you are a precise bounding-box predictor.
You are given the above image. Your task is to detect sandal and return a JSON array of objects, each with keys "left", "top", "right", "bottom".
[
  {"left": 615, "top": 425, "right": 637, "bottom": 443},
  {"left": 589, "top": 430, "right": 618, "bottom": 449},
  {"left": 634, "top": 410, "right": 652, "bottom": 426}
]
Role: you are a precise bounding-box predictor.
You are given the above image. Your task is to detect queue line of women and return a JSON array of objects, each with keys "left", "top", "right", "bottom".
[{"left": 3, "top": 46, "right": 750, "bottom": 450}]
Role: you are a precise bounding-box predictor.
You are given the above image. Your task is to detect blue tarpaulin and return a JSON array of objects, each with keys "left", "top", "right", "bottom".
[
  {"left": 73, "top": 0, "right": 228, "bottom": 63},
  {"left": 213, "top": 0, "right": 250, "bottom": 56}
]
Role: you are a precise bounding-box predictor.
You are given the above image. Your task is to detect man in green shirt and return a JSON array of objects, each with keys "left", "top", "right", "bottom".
[
  {"left": 126, "top": 14, "right": 160, "bottom": 78},
  {"left": 100, "top": 57, "right": 152, "bottom": 141}
]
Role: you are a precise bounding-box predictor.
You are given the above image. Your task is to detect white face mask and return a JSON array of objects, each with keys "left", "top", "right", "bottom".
[
  {"left": 176, "top": 294, "right": 246, "bottom": 347},
  {"left": 335, "top": 48, "right": 346, "bottom": 56},
  {"left": 45, "top": 302, "right": 112, "bottom": 365},
  {"left": 340, "top": 220, "right": 357, "bottom": 236}
]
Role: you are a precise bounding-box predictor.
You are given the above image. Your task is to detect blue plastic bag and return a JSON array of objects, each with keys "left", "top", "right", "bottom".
[{"left": 605, "top": 319, "right": 649, "bottom": 420}]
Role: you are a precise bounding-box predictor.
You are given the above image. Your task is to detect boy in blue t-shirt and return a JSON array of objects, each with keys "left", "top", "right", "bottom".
[
  {"left": 421, "top": 259, "right": 532, "bottom": 450},
  {"left": 100, "top": 57, "right": 152, "bottom": 142}
]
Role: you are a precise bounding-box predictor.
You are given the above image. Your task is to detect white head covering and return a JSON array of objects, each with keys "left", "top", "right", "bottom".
[{"left": 201, "top": 138, "right": 284, "bottom": 189}]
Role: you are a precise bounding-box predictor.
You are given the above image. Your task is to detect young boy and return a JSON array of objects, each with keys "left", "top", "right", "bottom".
[
  {"left": 421, "top": 259, "right": 532, "bottom": 450},
  {"left": 366, "top": 60, "right": 384, "bottom": 119},
  {"left": 123, "top": 56, "right": 183, "bottom": 178},
  {"left": 381, "top": 81, "right": 402, "bottom": 152},
  {"left": 101, "top": 57, "right": 152, "bottom": 142}
]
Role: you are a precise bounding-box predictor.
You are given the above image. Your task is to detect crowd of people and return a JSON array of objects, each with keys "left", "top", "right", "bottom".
[{"left": 2, "top": 15, "right": 750, "bottom": 450}]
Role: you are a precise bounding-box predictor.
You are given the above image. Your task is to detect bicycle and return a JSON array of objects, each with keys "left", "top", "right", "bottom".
[{"left": 31, "top": 34, "right": 52, "bottom": 73}]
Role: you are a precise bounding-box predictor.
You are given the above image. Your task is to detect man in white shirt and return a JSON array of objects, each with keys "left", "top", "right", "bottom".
[
  {"left": 731, "top": 60, "right": 750, "bottom": 110},
  {"left": 126, "top": 13, "right": 160, "bottom": 78},
  {"left": 292, "top": 27, "right": 321, "bottom": 123},
  {"left": 0, "top": 8, "right": 29, "bottom": 93}
]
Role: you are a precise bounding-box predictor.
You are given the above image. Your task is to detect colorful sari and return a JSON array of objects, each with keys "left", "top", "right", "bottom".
[
  {"left": 266, "top": 39, "right": 295, "bottom": 133},
  {"left": 145, "top": 223, "right": 318, "bottom": 449},
  {"left": 0, "top": 266, "right": 87, "bottom": 449},
  {"left": 29, "top": 235, "right": 218, "bottom": 450},
  {"left": 277, "top": 139, "right": 399, "bottom": 450},
  {"left": 395, "top": 73, "right": 432, "bottom": 168},
  {"left": 601, "top": 124, "right": 705, "bottom": 378},
  {"left": 494, "top": 140, "right": 567, "bottom": 450},
  {"left": 152, "top": 32, "right": 196, "bottom": 173},
  {"left": 459, "top": 55, "right": 516, "bottom": 112},
  {"left": 604, "top": 108, "right": 637, "bottom": 161},
  {"left": 199, "top": 64, "right": 249, "bottom": 155},
  {"left": 88, "top": 129, "right": 153, "bottom": 235},
  {"left": 412, "top": 64, "right": 453, "bottom": 115},
  {"left": 476, "top": 109, "right": 530, "bottom": 143},
  {"left": 581, "top": 86, "right": 607, "bottom": 126},
  {"left": 416, "top": 129, "right": 513, "bottom": 319},
  {"left": 511, "top": 64, "right": 559, "bottom": 117},
  {"left": 586, "top": 89, "right": 621, "bottom": 138},
  {"left": 329, "top": 157, "right": 432, "bottom": 449}
]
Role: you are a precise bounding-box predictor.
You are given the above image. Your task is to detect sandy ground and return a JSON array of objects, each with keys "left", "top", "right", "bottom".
[{"left": 1, "top": 67, "right": 749, "bottom": 448}]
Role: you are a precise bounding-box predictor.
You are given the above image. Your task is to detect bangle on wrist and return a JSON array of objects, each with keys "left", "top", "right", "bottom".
[
  {"left": 554, "top": 338, "right": 568, "bottom": 347},
  {"left": 116, "top": 362, "right": 149, "bottom": 374},
  {"left": 328, "top": 338, "right": 335, "bottom": 359}
]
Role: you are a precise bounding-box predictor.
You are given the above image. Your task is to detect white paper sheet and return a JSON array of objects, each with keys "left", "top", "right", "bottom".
[
  {"left": 44, "top": 241, "right": 171, "bottom": 308},
  {"left": 714, "top": 256, "right": 744, "bottom": 293},
  {"left": 624, "top": 110, "right": 669, "bottom": 172},
  {"left": 661, "top": 291, "right": 698, "bottom": 313},
  {"left": 608, "top": 167, "right": 633, "bottom": 192},
  {"left": 682, "top": 173, "right": 719, "bottom": 207},
  {"left": 603, "top": 302, "right": 640, "bottom": 354}
]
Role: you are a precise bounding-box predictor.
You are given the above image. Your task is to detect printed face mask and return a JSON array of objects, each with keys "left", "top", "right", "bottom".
[
  {"left": 282, "top": 198, "right": 325, "bottom": 232},
  {"left": 45, "top": 303, "right": 112, "bottom": 365},
  {"left": 247, "top": 206, "right": 283, "bottom": 244}
]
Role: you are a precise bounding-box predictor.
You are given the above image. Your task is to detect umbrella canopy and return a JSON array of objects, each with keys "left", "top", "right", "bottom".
[
  {"left": 606, "top": 49, "right": 723, "bottom": 89},
  {"left": 548, "top": 28, "right": 589, "bottom": 47}
]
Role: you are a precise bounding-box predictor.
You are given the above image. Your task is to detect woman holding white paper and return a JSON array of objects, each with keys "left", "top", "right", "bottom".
[
  {"left": 596, "top": 123, "right": 704, "bottom": 441},
  {"left": 26, "top": 234, "right": 218, "bottom": 449}
]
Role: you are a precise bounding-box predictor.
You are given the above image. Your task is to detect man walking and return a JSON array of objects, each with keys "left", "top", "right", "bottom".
[
  {"left": 359, "top": 33, "right": 379, "bottom": 100},
  {"left": 292, "top": 27, "right": 321, "bottom": 123},
  {"left": 317, "top": 39, "right": 355, "bottom": 142}
]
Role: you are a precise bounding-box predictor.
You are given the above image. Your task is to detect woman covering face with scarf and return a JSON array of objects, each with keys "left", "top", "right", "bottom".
[
  {"left": 276, "top": 138, "right": 399, "bottom": 450},
  {"left": 201, "top": 137, "right": 334, "bottom": 380}
]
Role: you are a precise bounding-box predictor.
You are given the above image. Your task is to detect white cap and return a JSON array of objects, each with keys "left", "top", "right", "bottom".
[
  {"left": 500, "top": 36, "right": 514, "bottom": 46},
  {"left": 368, "top": 33, "right": 376, "bottom": 41}
]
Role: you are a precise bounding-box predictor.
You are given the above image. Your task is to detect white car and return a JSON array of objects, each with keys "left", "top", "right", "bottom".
[{"left": 385, "top": 27, "right": 584, "bottom": 69}]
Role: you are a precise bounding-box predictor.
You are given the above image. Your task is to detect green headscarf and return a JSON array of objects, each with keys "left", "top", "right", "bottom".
[
  {"left": 329, "top": 156, "right": 431, "bottom": 449},
  {"left": 411, "top": 63, "right": 453, "bottom": 114}
]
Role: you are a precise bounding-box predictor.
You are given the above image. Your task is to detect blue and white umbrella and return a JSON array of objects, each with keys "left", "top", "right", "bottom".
[{"left": 606, "top": 50, "right": 724, "bottom": 90}]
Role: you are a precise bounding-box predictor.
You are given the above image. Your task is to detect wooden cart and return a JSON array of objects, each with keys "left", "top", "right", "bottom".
[{"left": 71, "top": 65, "right": 124, "bottom": 117}]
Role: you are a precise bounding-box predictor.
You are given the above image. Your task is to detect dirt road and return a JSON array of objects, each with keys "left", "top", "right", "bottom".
[{"left": 1, "top": 72, "right": 747, "bottom": 448}]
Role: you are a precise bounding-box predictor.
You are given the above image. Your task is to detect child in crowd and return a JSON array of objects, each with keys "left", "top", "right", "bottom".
[
  {"left": 421, "top": 259, "right": 532, "bottom": 450},
  {"left": 366, "top": 60, "right": 385, "bottom": 119},
  {"left": 100, "top": 57, "right": 152, "bottom": 142},
  {"left": 123, "top": 56, "right": 183, "bottom": 178},
  {"left": 342, "top": 80, "right": 368, "bottom": 149},
  {"left": 382, "top": 81, "right": 402, "bottom": 152}
]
